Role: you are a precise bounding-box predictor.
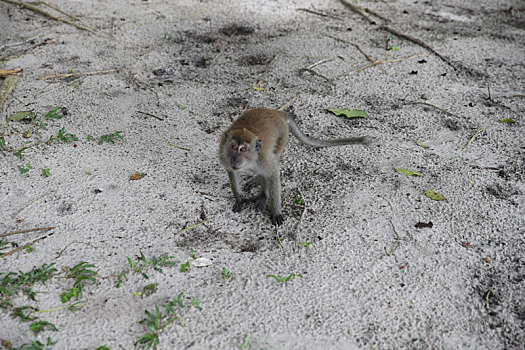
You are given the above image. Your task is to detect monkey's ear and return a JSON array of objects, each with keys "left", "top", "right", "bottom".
[{"left": 255, "top": 139, "right": 262, "bottom": 151}]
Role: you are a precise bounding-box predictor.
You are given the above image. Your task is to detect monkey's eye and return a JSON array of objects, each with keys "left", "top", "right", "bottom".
[
  {"left": 231, "top": 144, "right": 237, "bottom": 150},
  {"left": 239, "top": 146, "right": 247, "bottom": 152}
]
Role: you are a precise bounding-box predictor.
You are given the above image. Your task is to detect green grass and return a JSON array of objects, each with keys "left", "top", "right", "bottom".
[
  {"left": 97, "top": 131, "right": 124, "bottom": 145},
  {"left": 116, "top": 252, "right": 177, "bottom": 287},
  {"left": 266, "top": 273, "right": 303, "bottom": 284},
  {"left": 60, "top": 262, "right": 98, "bottom": 303},
  {"left": 0, "top": 263, "right": 57, "bottom": 300}
]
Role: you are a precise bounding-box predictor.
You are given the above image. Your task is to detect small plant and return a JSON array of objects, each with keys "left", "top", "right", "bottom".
[
  {"left": 299, "top": 241, "right": 312, "bottom": 250},
  {"left": 49, "top": 127, "right": 78, "bottom": 143},
  {"left": 16, "top": 146, "right": 32, "bottom": 159},
  {"left": 190, "top": 249, "right": 197, "bottom": 259},
  {"left": 0, "top": 263, "right": 57, "bottom": 300},
  {"left": 60, "top": 262, "right": 97, "bottom": 303},
  {"left": 98, "top": 131, "right": 124, "bottom": 145},
  {"left": 191, "top": 297, "right": 202, "bottom": 310},
  {"left": 41, "top": 169, "right": 51, "bottom": 177},
  {"left": 141, "top": 283, "right": 158, "bottom": 298},
  {"left": 135, "top": 293, "right": 199, "bottom": 349},
  {"left": 0, "top": 238, "right": 17, "bottom": 255},
  {"left": 180, "top": 261, "right": 190, "bottom": 272},
  {"left": 238, "top": 334, "right": 255, "bottom": 349},
  {"left": 116, "top": 252, "right": 177, "bottom": 287},
  {"left": 19, "top": 162, "right": 32, "bottom": 174},
  {"left": 221, "top": 268, "right": 233, "bottom": 280},
  {"left": 0, "top": 136, "right": 7, "bottom": 155},
  {"left": 96, "top": 347, "right": 110, "bottom": 350},
  {"left": 26, "top": 245, "right": 36, "bottom": 253},
  {"left": 266, "top": 273, "right": 303, "bottom": 284},
  {"left": 29, "top": 320, "right": 58, "bottom": 335},
  {"left": 14, "top": 337, "right": 56, "bottom": 350},
  {"left": 12, "top": 306, "right": 38, "bottom": 322},
  {"left": 295, "top": 195, "right": 305, "bottom": 205}
]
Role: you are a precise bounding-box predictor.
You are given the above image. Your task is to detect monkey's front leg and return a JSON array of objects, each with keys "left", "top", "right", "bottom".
[{"left": 227, "top": 170, "right": 245, "bottom": 212}]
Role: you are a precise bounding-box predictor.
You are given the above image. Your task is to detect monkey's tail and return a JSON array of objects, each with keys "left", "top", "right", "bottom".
[{"left": 286, "top": 115, "right": 370, "bottom": 148}]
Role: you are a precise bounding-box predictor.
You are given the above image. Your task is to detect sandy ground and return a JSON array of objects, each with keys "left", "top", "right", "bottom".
[{"left": 1, "top": 0, "right": 524, "bottom": 349}]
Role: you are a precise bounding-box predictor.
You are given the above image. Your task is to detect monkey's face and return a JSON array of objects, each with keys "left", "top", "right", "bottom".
[{"left": 228, "top": 141, "right": 259, "bottom": 171}]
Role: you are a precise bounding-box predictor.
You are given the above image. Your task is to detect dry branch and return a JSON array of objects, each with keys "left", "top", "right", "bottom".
[
  {"left": 340, "top": 0, "right": 376, "bottom": 24},
  {"left": 278, "top": 89, "right": 308, "bottom": 111},
  {"left": 0, "top": 0, "right": 99, "bottom": 34},
  {"left": 0, "top": 69, "right": 22, "bottom": 77},
  {"left": 381, "top": 25, "right": 457, "bottom": 70},
  {"left": 0, "top": 234, "right": 53, "bottom": 258},
  {"left": 332, "top": 54, "right": 425, "bottom": 81},
  {"left": 406, "top": 100, "right": 464, "bottom": 119},
  {"left": 0, "top": 226, "right": 55, "bottom": 238},
  {"left": 297, "top": 8, "right": 344, "bottom": 21},
  {"left": 38, "top": 69, "right": 120, "bottom": 80},
  {"left": 329, "top": 36, "right": 375, "bottom": 64}
]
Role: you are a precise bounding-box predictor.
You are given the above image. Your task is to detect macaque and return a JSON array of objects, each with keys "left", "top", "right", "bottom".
[{"left": 219, "top": 108, "right": 369, "bottom": 225}]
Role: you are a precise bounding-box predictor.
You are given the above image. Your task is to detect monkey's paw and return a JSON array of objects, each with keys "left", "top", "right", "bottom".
[
  {"left": 271, "top": 214, "right": 284, "bottom": 226},
  {"left": 232, "top": 200, "right": 244, "bottom": 212}
]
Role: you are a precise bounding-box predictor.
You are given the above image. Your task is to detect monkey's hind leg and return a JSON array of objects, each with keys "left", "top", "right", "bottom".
[{"left": 267, "top": 169, "right": 284, "bottom": 226}]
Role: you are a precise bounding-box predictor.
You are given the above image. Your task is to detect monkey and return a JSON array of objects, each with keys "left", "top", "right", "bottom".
[{"left": 219, "top": 108, "right": 370, "bottom": 226}]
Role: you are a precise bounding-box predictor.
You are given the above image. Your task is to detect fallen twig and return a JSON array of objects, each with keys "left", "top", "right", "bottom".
[
  {"left": 56, "top": 241, "right": 96, "bottom": 259},
  {"left": 38, "top": 69, "right": 120, "bottom": 81},
  {"left": 14, "top": 194, "right": 45, "bottom": 218},
  {"left": 0, "top": 69, "right": 22, "bottom": 77},
  {"left": 332, "top": 54, "right": 425, "bottom": 80},
  {"left": 297, "top": 8, "right": 344, "bottom": 21},
  {"left": 138, "top": 110, "right": 163, "bottom": 121},
  {"left": 1, "top": 233, "right": 53, "bottom": 258},
  {"left": 381, "top": 25, "right": 457, "bottom": 70},
  {"left": 0, "top": 36, "right": 39, "bottom": 51},
  {"left": 0, "top": 0, "right": 100, "bottom": 34},
  {"left": 0, "top": 226, "right": 55, "bottom": 238},
  {"left": 340, "top": 0, "right": 376, "bottom": 24},
  {"left": 406, "top": 100, "right": 464, "bottom": 119},
  {"left": 278, "top": 88, "right": 308, "bottom": 111},
  {"left": 156, "top": 124, "right": 190, "bottom": 151},
  {"left": 174, "top": 216, "right": 216, "bottom": 235},
  {"left": 40, "top": 0, "right": 81, "bottom": 21},
  {"left": 463, "top": 128, "right": 485, "bottom": 151},
  {"left": 329, "top": 36, "right": 375, "bottom": 64},
  {"left": 299, "top": 68, "right": 336, "bottom": 85}
]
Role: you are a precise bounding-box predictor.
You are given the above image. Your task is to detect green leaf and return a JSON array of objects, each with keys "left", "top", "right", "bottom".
[
  {"left": 501, "top": 118, "right": 515, "bottom": 123},
  {"left": 395, "top": 168, "right": 422, "bottom": 177},
  {"left": 44, "top": 107, "right": 63, "bottom": 120},
  {"left": 416, "top": 139, "right": 429, "bottom": 149},
  {"left": 9, "top": 111, "right": 32, "bottom": 121},
  {"left": 327, "top": 108, "right": 368, "bottom": 118},
  {"left": 0, "top": 136, "right": 7, "bottom": 151},
  {"left": 425, "top": 190, "right": 446, "bottom": 201}
]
